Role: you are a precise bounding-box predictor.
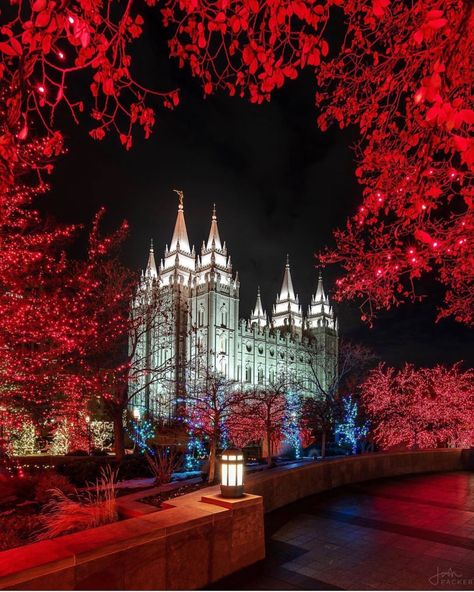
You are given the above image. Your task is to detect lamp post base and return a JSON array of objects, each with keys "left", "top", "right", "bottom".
[{"left": 220, "top": 484, "right": 244, "bottom": 498}]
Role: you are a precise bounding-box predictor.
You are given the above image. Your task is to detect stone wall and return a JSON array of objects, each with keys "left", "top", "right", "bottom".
[
  {"left": 0, "top": 488, "right": 264, "bottom": 591},
  {"left": 245, "top": 448, "right": 467, "bottom": 513}
]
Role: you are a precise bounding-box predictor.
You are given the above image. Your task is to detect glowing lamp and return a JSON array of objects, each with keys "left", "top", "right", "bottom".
[
  {"left": 133, "top": 407, "right": 141, "bottom": 421},
  {"left": 220, "top": 448, "right": 244, "bottom": 498}
]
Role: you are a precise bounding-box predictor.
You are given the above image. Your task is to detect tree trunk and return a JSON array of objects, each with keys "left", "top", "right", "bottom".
[
  {"left": 321, "top": 431, "right": 327, "bottom": 459},
  {"left": 208, "top": 438, "right": 217, "bottom": 483},
  {"left": 113, "top": 411, "right": 125, "bottom": 461},
  {"left": 266, "top": 431, "right": 272, "bottom": 466}
]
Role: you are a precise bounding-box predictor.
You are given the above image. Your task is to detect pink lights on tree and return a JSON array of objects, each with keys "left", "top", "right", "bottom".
[{"left": 361, "top": 363, "right": 474, "bottom": 449}]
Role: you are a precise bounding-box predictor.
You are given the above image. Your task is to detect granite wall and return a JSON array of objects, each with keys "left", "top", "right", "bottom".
[
  {"left": 0, "top": 489, "right": 264, "bottom": 591},
  {"left": 245, "top": 448, "right": 467, "bottom": 513}
]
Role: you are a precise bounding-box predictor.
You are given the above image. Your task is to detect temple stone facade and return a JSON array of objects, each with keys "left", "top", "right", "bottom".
[{"left": 131, "top": 194, "right": 338, "bottom": 419}]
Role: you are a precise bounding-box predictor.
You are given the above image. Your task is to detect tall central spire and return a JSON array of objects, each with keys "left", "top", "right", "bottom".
[
  {"left": 279, "top": 254, "right": 296, "bottom": 301},
  {"left": 170, "top": 189, "right": 191, "bottom": 252},
  {"left": 272, "top": 255, "right": 303, "bottom": 331}
]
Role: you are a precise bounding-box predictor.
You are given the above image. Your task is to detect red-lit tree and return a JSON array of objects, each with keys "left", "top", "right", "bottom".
[
  {"left": 185, "top": 370, "right": 248, "bottom": 482},
  {"left": 228, "top": 381, "right": 287, "bottom": 465},
  {"left": 361, "top": 362, "right": 474, "bottom": 449},
  {"left": 0, "top": 0, "right": 179, "bottom": 155},
  {"left": 316, "top": 0, "right": 473, "bottom": 325}
]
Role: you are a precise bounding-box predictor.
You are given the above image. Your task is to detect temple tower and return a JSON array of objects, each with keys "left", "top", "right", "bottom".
[{"left": 189, "top": 205, "right": 239, "bottom": 380}]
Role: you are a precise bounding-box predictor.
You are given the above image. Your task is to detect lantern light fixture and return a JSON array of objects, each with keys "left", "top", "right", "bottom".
[{"left": 220, "top": 448, "right": 244, "bottom": 498}]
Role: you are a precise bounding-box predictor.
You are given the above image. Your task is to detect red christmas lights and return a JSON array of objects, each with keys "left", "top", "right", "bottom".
[{"left": 361, "top": 363, "right": 474, "bottom": 449}]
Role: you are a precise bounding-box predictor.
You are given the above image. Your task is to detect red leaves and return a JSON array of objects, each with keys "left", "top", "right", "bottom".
[
  {"left": 372, "top": 0, "right": 389, "bottom": 18},
  {"left": 0, "top": 0, "right": 179, "bottom": 153},
  {"left": 163, "top": 0, "right": 329, "bottom": 101},
  {"left": 102, "top": 77, "right": 115, "bottom": 96}
]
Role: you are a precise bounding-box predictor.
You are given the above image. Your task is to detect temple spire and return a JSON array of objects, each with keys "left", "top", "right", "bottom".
[
  {"left": 314, "top": 270, "right": 327, "bottom": 302},
  {"left": 250, "top": 287, "right": 267, "bottom": 328},
  {"left": 170, "top": 189, "right": 191, "bottom": 252},
  {"left": 279, "top": 254, "right": 296, "bottom": 301},
  {"left": 206, "top": 203, "right": 222, "bottom": 250},
  {"left": 145, "top": 239, "right": 157, "bottom": 278}
]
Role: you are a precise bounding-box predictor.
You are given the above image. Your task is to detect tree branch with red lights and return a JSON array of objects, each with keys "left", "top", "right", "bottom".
[
  {"left": 361, "top": 362, "right": 474, "bottom": 449},
  {"left": 316, "top": 0, "right": 473, "bottom": 325},
  {"left": 0, "top": 0, "right": 179, "bottom": 165}
]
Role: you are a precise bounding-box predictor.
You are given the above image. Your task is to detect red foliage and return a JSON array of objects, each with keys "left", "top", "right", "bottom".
[
  {"left": 162, "top": 0, "right": 332, "bottom": 103},
  {"left": 227, "top": 388, "right": 286, "bottom": 463},
  {"left": 0, "top": 88, "right": 132, "bottom": 447},
  {"left": 0, "top": 0, "right": 179, "bottom": 180},
  {"left": 361, "top": 362, "right": 474, "bottom": 449},
  {"left": 316, "top": 0, "right": 473, "bottom": 325}
]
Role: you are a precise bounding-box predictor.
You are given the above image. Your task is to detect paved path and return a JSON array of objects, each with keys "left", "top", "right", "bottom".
[{"left": 208, "top": 471, "right": 474, "bottom": 590}]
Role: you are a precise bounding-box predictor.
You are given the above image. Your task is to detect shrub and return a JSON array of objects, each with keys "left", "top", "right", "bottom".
[
  {"left": 117, "top": 456, "right": 152, "bottom": 481},
  {"left": 65, "top": 449, "right": 89, "bottom": 456},
  {"left": 34, "top": 472, "right": 74, "bottom": 506},
  {"left": 145, "top": 447, "right": 182, "bottom": 485},
  {"left": 57, "top": 459, "right": 105, "bottom": 486},
  {"left": 0, "top": 514, "right": 40, "bottom": 551},
  {"left": 36, "top": 466, "right": 118, "bottom": 540},
  {"left": 0, "top": 475, "right": 36, "bottom": 503},
  {"left": 90, "top": 448, "right": 109, "bottom": 456}
]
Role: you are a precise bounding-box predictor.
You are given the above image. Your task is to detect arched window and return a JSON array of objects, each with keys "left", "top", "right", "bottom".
[
  {"left": 220, "top": 336, "right": 227, "bottom": 354},
  {"left": 245, "top": 365, "right": 252, "bottom": 383},
  {"left": 220, "top": 303, "right": 228, "bottom": 327},
  {"left": 198, "top": 304, "right": 205, "bottom": 327},
  {"left": 257, "top": 367, "right": 264, "bottom": 384}
]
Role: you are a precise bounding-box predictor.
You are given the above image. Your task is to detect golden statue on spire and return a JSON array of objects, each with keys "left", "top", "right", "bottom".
[{"left": 173, "top": 189, "right": 184, "bottom": 208}]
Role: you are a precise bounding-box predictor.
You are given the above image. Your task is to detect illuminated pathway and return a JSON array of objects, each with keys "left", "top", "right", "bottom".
[{"left": 209, "top": 471, "right": 474, "bottom": 590}]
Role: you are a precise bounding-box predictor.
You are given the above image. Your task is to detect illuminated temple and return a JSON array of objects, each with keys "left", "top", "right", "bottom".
[{"left": 131, "top": 193, "right": 338, "bottom": 419}]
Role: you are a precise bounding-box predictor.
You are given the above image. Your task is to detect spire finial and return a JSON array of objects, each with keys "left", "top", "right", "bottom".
[
  {"left": 173, "top": 189, "right": 184, "bottom": 209},
  {"left": 150, "top": 238, "right": 154, "bottom": 252},
  {"left": 286, "top": 253, "right": 290, "bottom": 266},
  {"left": 212, "top": 203, "right": 216, "bottom": 219}
]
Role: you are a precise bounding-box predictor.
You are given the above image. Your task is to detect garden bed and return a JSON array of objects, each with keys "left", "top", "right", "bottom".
[{"left": 139, "top": 480, "right": 207, "bottom": 508}]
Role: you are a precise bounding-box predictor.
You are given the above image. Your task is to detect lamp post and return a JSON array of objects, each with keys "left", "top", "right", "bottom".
[
  {"left": 220, "top": 448, "right": 244, "bottom": 498},
  {"left": 85, "top": 415, "right": 91, "bottom": 454}
]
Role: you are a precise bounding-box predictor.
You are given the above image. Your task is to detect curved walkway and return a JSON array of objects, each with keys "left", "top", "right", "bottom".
[{"left": 209, "top": 471, "right": 474, "bottom": 590}]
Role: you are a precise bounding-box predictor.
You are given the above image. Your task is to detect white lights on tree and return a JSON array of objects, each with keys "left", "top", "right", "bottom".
[
  {"left": 11, "top": 422, "right": 38, "bottom": 456},
  {"left": 220, "top": 448, "right": 244, "bottom": 498},
  {"left": 90, "top": 421, "right": 114, "bottom": 450}
]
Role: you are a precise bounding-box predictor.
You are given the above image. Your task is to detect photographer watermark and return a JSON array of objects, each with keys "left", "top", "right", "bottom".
[{"left": 429, "top": 567, "right": 474, "bottom": 587}]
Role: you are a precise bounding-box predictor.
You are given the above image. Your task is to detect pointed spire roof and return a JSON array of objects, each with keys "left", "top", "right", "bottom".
[
  {"left": 314, "top": 271, "right": 328, "bottom": 303},
  {"left": 251, "top": 287, "right": 267, "bottom": 327},
  {"left": 279, "top": 254, "right": 296, "bottom": 301},
  {"left": 252, "top": 287, "right": 265, "bottom": 318},
  {"left": 170, "top": 189, "right": 191, "bottom": 252},
  {"left": 206, "top": 203, "right": 222, "bottom": 250},
  {"left": 145, "top": 239, "right": 157, "bottom": 278}
]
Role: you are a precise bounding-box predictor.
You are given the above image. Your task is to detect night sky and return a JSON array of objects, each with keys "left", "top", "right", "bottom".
[{"left": 46, "top": 11, "right": 472, "bottom": 369}]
